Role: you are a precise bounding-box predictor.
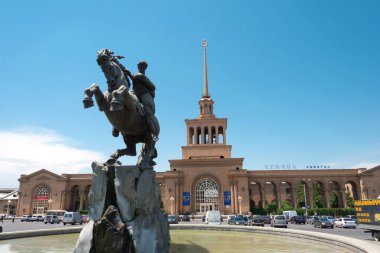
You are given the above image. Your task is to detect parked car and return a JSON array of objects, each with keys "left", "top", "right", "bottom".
[
  {"left": 345, "top": 215, "right": 358, "bottom": 224},
  {"left": 21, "top": 215, "right": 32, "bottom": 222},
  {"left": 248, "top": 215, "right": 265, "bottom": 227},
  {"left": 289, "top": 215, "right": 306, "bottom": 224},
  {"left": 44, "top": 215, "right": 60, "bottom": 224},
  {"left": 31, "top": 215, "right": 44, "bottom": 222},
  {"left": 261, "top": 216, "right": 272, "bottom": 224},
  {"left": 205, "top": 211, "right": 221, "bottom": 225},
  {"left": 309, "top": 216, "right": 320, "bottom": 225},
  {"left": 226, "top": 215, "right": 236, "bottom": 223},
  {"left": 0, "top": 226, "right": 2, "bottom": 233},
  {"left": 322, "top": 216, "right": 336, "bottom": 223},
  {"left": 179, "top": 214, "right": 190, "bottom": 222},
  {"left": 228, "top": 216, "right": 248, "bottom": 225},
  {"left": 271, "top": 215, "right": 288, "bottom": 228},
  {"left": 334, "top": 218, "right": 356, "bottom": 228},
  {"left": 168, "top": 215, "right": 178, "bottom": 224},
  {"left": 63, "top": 212, "right": 82, "bottom": 225},
  {"left": 314, "top": 217, "right": 334, "bottom": 228}
]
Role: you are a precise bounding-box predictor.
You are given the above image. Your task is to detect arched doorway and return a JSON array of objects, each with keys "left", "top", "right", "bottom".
[
  {"left": 32, "top": 185, "right": 50, "bottom": 214},
  {"left": 195, "top": 178, "right": 219, "bottom": 213}
]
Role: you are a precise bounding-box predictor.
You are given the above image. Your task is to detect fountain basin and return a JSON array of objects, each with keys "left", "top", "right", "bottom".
[{"left": 0, "top": 224, "right": 378, "bottom": 253}]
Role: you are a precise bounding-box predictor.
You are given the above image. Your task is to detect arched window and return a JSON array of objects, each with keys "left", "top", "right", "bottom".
[
  {"left": 32, "top": 185, "right": 50, "bottom": 214},
  {"left": 195, "top": 178, "right": 219, "bottom": 212}
]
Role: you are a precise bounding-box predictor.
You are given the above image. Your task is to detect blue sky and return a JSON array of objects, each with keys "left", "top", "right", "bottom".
[{"left": 0, "top": 1, "right": 379, "bottom": 187}]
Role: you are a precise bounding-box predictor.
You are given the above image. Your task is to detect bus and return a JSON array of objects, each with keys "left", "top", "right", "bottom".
[{"left": 46, "top": 210, "right": 67, "bottom": 221}]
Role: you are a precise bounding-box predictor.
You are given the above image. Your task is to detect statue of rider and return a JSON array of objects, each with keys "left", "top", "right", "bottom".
[
  {"left": 110, "top": 58, "right": 159, "bottom": 158},
  {"left": 132, "top": 61, "right": 158, "bottom": 141}
]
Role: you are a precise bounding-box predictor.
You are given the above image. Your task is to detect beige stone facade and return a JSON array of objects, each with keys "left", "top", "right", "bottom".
[{"left": 15, "top": 45, "right": 380, "bottom": 216}]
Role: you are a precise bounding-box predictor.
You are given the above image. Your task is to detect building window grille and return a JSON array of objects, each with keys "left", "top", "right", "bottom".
[
  {"left": 195, "top": 178, "right": 219, "bottom": 212},
  {"left": 32, "top": 185, "right": 50, "bottom": 214}
]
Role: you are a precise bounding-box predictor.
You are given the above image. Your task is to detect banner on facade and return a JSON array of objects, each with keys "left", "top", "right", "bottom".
[
  {"left": 33, "top": 195, "right": 49, "bottom": 200},
  {"left": 183, "top": 192, "right": 190, "bottom": 206},
  {"left": 224, "top": 191, "right": 231, "bottom": 206}
]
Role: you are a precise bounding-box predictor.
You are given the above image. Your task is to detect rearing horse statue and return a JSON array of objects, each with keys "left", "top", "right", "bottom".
[{"left": 83, "top": 49, "right": 159, "bottom": 168}]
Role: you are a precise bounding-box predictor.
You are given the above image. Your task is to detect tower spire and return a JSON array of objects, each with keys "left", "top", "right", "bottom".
[
  {"left": 202, "top": 39, "right": 209, "bottom": 98},
  {"left": 198, "top": 39, "right": 215, "bottom": 119}
]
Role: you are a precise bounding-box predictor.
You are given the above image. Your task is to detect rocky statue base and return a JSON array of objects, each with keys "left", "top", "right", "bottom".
[{"left": 73, "top": 162, "right": 170, "bottom": 253}]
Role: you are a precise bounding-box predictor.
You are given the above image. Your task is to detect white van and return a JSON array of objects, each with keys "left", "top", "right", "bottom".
[
  {"left": 63, "top": 212, "right": 82, "bottom": 225},
  {"left": 283, "top": 210, "right": 297, "bottom": 221},
  {"left": 205, "top": 210, "right": 221, "bottom": 225}
]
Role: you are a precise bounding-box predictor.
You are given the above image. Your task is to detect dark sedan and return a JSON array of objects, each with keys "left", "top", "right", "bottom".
[
  {"left": 248, "top": 215, "right": 265, "bottom": 227},
  {"left": 179, "top": 214, "right": 190, "bottom": 222},
  {"left": 289, "top": 215, "right": 306, "bottom": 224},
  {"left": 168, "top": 215, "right": 178, "bottom": 224},
  {"left": 314, "top": 217, "right": 334, "bottom": 228},
  {"left": 228, "top": 216, "right": 248, "bottom": 226}
]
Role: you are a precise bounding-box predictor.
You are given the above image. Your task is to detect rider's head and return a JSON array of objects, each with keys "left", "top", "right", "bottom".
[{"left": 137, "top": 61, "right": 148, "bottom": 73}]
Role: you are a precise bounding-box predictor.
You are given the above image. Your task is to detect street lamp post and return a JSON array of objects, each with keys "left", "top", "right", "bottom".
[
  {"left": 169, "top": 197, "right": 174, "bottom": 215},
  {"left": 302, "top": 179, "right": 311, "bottom": 216},
  {"left": 303, "top": 183, "right": 308, "bottom": 216},
  {"left": 238, "top": 195, "right": 243, "bottom": 215}
]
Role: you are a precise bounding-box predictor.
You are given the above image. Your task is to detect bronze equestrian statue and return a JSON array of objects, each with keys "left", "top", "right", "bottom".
[{"left": 83, "top": 49, "right": 160, "bottom": 168}]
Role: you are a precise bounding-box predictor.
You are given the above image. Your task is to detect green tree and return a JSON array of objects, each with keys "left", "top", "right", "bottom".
[
  {"left": 313, "top": 183, "right": 324, "bottom": 208},
  {"left": 329, "top": 190, "right": 339, "bottom": 208},
  {"left": 346, "top": 190, "right": 355, "bottom": 208},
  {"left": 280, "top": 200, "right": 293, "bottom": 210},
  {"left": 265, "top": 201, "right": 277, "bottom": 214},
  {"left": 296, "top": 182, "right": 305, "bottom": 208}
]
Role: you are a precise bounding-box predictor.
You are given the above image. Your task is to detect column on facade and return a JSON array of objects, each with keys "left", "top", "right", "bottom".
[
  {"left": 79, "top": 190, "right": 84, "bottom": 211},
  {"left": 339, "top": 188, "right": 347, "bottom": 208},
  {"left": 323, "top": 186, "right": 330, "bottom": 208},
  {"left": 260, "top": 190, "right": 266, "bottom": 208},
  {"left": 201, "top": 127, "right": 205, "bottom": 144},
  {"left": 230, "top": 184, "right": 235, "bottom": 214},
  {"left": 60, "top": 191, "right": 67, "bottom": 210},
  {"left": 194, "top": 127, "right": 198, "bottom": 144},
  {"left": 352, "top": 188, "right": 360, "bottom": 200},
  {"left": 174, "top": 184, "right": 178, "bottom": 214},
  {"left": 234, "top": 184, "right": 238, "bottom": 214},
  {"left": 179, "top": 183, "right": 183, "bottom": 213},
  {"left": 275, "top": 183, "right": 281, "bottom": 209},
  {"left": 16, "top": 193, "right": 22, "bottom": 216},
  {"left": 215, "top": 126, "right": 219, "bottom": 144},
  {"left": 223, "top": 126, "right": 226, "bottom": 144},
  {"left": 208, "top": 126, "right": 211, "bottom": 144},
  {"left": 187, "top": 127, "right": 191, "bottom": 145},
  {"left": 290, "top": 187, "right": 297, "bottom": 208}
]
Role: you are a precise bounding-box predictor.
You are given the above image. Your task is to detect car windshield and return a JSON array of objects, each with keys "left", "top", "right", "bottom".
[
  {"left": 320, "top": 218, "right": 328, "bottom": 221},
  {"left": 327, "top": 216, "right": 334, "bottom": 219},
  {"left": 343, "top": 218, "right": 353, "bottom": 221},
  {"left": 275, "top": 216, "right": 285, "bottom": 220},
  {"left": 235, "top": 217, "right": 243, "bottom": 221},
  {"left": 168, "top": 215, "right": 176, "bottom": 219}
]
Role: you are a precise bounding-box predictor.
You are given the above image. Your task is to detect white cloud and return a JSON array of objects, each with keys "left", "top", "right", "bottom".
[{"left": 0, "top": 127, "right": 105, "bottom": 188}]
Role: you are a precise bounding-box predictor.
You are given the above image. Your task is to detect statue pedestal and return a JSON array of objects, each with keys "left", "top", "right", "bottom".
[{"left": 74, "top": 162, "right": 169, "bottom": 253}]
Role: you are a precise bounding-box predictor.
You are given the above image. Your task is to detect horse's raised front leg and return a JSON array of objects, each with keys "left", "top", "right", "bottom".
[
  {"left": 106, "top": 135, "right": 137, "bottom": 166},
  {"left": 83, "top": 83, "right": 104, "bottom": 111}
]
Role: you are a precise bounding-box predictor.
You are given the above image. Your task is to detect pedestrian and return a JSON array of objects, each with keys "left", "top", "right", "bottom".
[
  {"left": 1, "top": 216, "right": 3, "bottom": 223},
  {"left": 192, "top": 212, "right": 194, "bottom": 220},
  {"left": 12, "top": 216, "right": 15, "bottom": 223}
]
